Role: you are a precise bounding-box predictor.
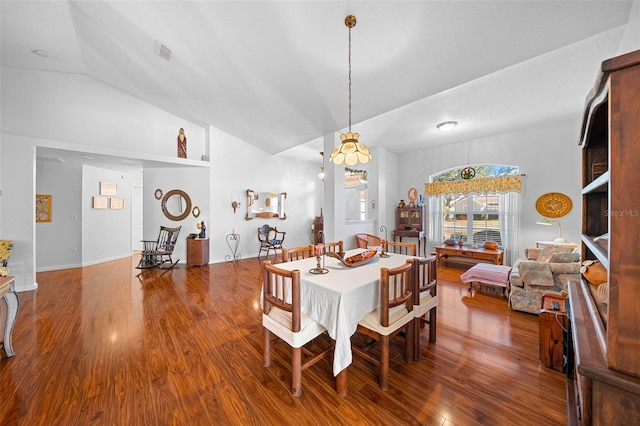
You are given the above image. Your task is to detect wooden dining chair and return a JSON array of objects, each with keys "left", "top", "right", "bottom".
[
  {"left": 323, "top": 240, "right": 344, "bottom": 254},
  {"left": 262, "top": 261, "right": 332, "bottom": 396},
  {"left": 385, "top": 241, "right": 417, "bottom": 256},
  {"left": 281, "top": 245, "right": 314, "bottom": 262},
  {"left": 352, "top": 259, "right": 414, "bottom": 391},
  {"left": 412, "top": 256, "right": 438, "bottom": 361}
]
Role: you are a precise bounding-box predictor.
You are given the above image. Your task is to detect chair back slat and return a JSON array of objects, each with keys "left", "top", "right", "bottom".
[
  {"left": 157, "top": 226, "right": 181, "bottom": 251},
  {"left": 324, "top": 241, "right": 344, "bottom": 254},
  {"left": 379, "top": 259, "right": 413, "bottom": 327},
  {"left": 262, "top": 260, "right": 301, "bottom": 332},
  {"left": 282, "top": 245, "right": 314, "bottom": 262},
  {"left": 385, "top": 241, "right": 416, "bottom": 256},
  {"left": 413, "top": 255, "right": 437, "bottom": 305}
]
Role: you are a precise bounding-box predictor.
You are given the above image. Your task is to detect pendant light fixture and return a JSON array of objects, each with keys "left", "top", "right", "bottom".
[{"left": 329, "top": 15, "right": 372, "bottom": 166}]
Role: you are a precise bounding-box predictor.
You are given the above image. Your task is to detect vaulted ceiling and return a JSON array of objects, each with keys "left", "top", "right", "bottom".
[{"left": 1, "top": 1, "right": 634, "bottom": 163}]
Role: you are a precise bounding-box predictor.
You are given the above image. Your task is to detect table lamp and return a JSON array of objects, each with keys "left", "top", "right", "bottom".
[{"left": 536, "top": 217, "right": 568, "bottom": 243}]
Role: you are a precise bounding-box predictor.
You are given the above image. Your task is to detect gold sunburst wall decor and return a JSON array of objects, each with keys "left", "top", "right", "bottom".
[{"left": 536, "top": 192, "right": 572, "bottom": 218}]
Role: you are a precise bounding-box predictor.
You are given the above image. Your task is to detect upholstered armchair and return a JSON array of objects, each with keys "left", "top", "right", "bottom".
[
  {"left": 355, "top": 234, "right": 382, "bottom": 251},
  {"left": 509, "top": 245, "right": 581, "bottom": 314}
]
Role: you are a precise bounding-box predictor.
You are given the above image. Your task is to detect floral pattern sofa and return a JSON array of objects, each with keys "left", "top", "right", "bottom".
[{"left": 508, "top": 244, "right": 581, "bottom": 314}]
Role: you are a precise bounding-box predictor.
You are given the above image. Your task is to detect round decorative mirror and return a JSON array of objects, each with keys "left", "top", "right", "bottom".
[
  {"left": 192, "top": 206, "right": 201, "bottom": 218},
  {"left": 161, "top": 189, "right": 192, "bottom": 221}
]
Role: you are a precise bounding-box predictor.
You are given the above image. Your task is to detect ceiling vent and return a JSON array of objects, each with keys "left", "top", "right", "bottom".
[{"left": 157, "top": 43, "right": 172, "bottom": 61}]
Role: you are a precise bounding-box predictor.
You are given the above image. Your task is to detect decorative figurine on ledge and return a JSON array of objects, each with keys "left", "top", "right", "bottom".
[
  {"left": 197, "top": 221, "right": 206, "bottom": 239},
  {"left": 177, "top": 128, "right": 187, "bottom": 158}
]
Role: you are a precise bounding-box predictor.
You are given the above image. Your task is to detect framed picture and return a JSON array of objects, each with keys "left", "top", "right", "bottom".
[
  {"left": 93, "top": 196, "right": 109, "bottom": 209},
  {"left": 36, "top": 194, "right": 52, "bottom": 222},
  {"left": 99, "top": 181, "right": 118, "bottom": 196},
  {"left": 109, "top": 198, "right": 124, "bottom": 210}
]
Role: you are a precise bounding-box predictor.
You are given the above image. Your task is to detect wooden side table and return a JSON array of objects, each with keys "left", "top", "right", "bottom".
[
  {"left": 434, "top": 244, "right": 503, "bottom": 267},
  {"left": 539, "top": 293, "right": 568, "bottom": 372},
  {"left": 187, "top": 238, "right": 209, "bottom": 266}
]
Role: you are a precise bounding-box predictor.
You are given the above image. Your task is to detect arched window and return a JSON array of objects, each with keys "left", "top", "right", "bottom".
[{"left": 426, "top": 164, "right": 521, "bottom": 265}]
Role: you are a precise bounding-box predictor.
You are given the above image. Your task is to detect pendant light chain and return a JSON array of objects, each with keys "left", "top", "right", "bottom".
[
  {"left": 328, "top": 14, "right": 371, "bottom": 166},
  {"left": 348, "top": 24, "right": 352, "bottom": 133}
]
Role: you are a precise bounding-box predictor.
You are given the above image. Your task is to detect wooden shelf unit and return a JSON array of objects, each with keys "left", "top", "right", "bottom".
[{"left": 567, "top": 49, "right": 640, "bottom": 425}]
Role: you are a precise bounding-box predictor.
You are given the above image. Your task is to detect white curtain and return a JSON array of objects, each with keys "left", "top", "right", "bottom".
[
  {"left": 427, "top": 195, "right": 445, "bottom": 252},
  {"left": 499, "top": 191, "right": 521, "bottom": 266}
]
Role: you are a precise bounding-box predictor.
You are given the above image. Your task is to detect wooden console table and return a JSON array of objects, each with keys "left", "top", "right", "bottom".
[
  {"left": 435, "top": 244, "right": 503, "bottom": 267},
  {"left": 0, "top": 276, "right": 19, "bottom": 358}
]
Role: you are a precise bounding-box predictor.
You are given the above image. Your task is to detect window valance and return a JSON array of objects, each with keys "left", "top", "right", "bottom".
[{"left": 424, "top": 175, "right": 521, "bottom": 197}]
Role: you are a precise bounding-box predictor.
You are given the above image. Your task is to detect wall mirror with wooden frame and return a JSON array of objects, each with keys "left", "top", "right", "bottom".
[
  {"left": 245, "top": 189, "right": 286, "bottom": 220},
  {"left": 161, "top": 189, "right": 192, "bottom": 221}
]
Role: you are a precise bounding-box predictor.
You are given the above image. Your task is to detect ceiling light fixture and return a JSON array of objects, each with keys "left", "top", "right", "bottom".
[
  {"left": 31, "top": 49, "right": 49, "bottom": 57},
  {"left": 329, "top": 15, "right": 371, "bottom": 166},
  {"left": 437, "top": 121, "right": 458, "bottom": 131}
]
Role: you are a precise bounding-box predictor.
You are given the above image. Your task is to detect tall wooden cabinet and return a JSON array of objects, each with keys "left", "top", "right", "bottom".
[
  {"left": 393, "top": 206, "right": 426, "bottom": 256},
  {"left": 567, "top": 49, "right": 640, "bottom": 425}
]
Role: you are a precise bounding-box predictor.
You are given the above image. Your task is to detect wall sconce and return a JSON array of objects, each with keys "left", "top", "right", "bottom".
[
  {"left": 371, "top": 200, "right": 376, "bottom": 209},
  {"left": 231, "top": 200, "right": 241, "bottom": 213}
]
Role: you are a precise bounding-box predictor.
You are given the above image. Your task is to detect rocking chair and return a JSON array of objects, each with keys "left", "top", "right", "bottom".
[{"left": 137, "top": 226, "right": 181, "bottom": 270}]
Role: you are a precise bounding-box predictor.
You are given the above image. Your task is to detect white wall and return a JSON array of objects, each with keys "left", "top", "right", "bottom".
[
  {"left": 1, "top": 68, "right": 207, "bottom": 161},
  {"left": 209, "top": 127, "right": 321, "bottom": 262},
  {"left": 36, "top": 161, "right": 82, "bottom": 270},
  {"left": 2, "top": 13, "right": 638, "bottom": 287},
  {"left": 618, "top": 0, "right": 640, "bottom": 55},
  {"left": 143, "top": 167, "right": 210, "bottom": 264},
  {"left": 0, "top": 138, "right": 38, "bottom": 291},
  {"left": 1, "top": 69, "right": 209, "bottom": 291},
  {"left": 81, "top": 166, "right": 134, "bottom": 267},
  {"left": 398, "top": 117, "right": 583, "bottom": 259}
]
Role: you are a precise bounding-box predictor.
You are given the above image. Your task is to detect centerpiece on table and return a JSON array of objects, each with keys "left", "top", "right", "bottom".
[{"left": 326, "top": 250, "right": 378, "bottom": 267}]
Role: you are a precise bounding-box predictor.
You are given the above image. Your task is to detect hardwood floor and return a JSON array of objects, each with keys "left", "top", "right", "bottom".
[{"left": 0, "top": 256, "right": 568, "bottom": 425}]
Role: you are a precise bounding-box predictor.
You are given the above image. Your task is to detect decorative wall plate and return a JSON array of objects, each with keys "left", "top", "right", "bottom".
[
  {"left": 536, "top": 192, "right": 572, "bottom": 218},
  {"left": 408, "top": 187, "right": 418, "bottom": 202}
]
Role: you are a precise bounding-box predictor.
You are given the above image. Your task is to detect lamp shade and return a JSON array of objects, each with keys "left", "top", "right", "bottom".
[
  {"left": 329, "top": 133, "right": 371, "bottom": 165},
  {"left": 536, "top": 217, "right": 568, "bottom": 243}
]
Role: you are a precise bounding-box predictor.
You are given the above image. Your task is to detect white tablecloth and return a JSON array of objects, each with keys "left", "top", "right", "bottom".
[{"left": 276, "top": 249, "right": 414, "bottom": 376}]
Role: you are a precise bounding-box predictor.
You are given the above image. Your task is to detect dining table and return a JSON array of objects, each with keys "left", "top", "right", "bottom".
[{"left": 276, "top": 248, "right": 415, "bottom": 396}]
